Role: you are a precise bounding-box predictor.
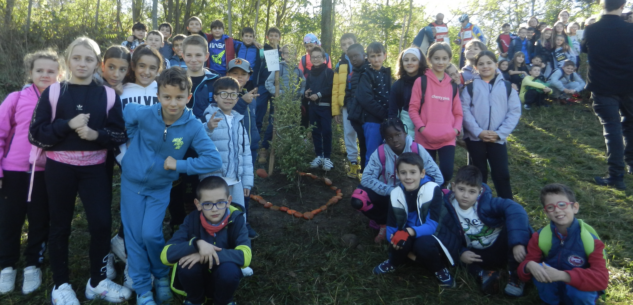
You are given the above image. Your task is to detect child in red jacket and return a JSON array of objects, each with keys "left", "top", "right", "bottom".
[{"left": 518, "top": 184, "right": 608, "bottom": 305}]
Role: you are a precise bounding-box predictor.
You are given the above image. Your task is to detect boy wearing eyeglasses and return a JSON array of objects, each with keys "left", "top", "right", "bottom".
[
  {"left": 201, "top": 76, "right": 254, "bottom": 214},
  {"left": 161, "top": 176, "right": 251, "bottom": 305},
  {"left": 517, "top": 184, "right": 608, "bottom": 305}
]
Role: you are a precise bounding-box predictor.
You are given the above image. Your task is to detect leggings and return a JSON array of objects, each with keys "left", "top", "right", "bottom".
[
  {"left": 46, "top": 159, "right": 111, "bottom": 287},
  {"left": 465, "top": 139, "right": 513, "bottom": 199},
  {"left": 426, "top": 145, "right": 456, "bottom": 187}
]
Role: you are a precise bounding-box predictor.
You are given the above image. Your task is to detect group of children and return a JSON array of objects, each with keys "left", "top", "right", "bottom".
[{"left": 0, "top": 11, "right": 608, "bottom": 305}]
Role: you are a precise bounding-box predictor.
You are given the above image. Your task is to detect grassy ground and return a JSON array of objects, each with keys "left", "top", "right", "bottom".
[{"left": 1, "top": 102, "right": 632, "bottom": 304}]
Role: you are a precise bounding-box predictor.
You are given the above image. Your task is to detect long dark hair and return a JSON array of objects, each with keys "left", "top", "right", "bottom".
[{"left": 123, "top": 45, "right": 163, "bottom": 84}]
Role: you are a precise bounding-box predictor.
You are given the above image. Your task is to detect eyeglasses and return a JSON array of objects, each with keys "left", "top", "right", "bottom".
[
  {"left": 312, "top": 56, "right": 323, "bottom": 60},
  {"left": 218, "top": 91, "right": 239, "bottom": 100},
  {"left": 200, "top": 201, "right": 228, "bottom": 211},
  {"left": 543, "top": 201, "right": 574, "bottom": 212}
]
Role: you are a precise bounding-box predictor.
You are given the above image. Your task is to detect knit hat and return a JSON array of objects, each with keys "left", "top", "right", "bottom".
[{"left": 303, "top": 33, "right": 321, "bottom": 45}]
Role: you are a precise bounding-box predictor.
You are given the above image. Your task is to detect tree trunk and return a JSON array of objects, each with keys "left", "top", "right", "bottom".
[
  {"left": 254, "top": 0, "right": 261, "bottom": 36},
  {"left": 166, "top": 0, "right": 173, "bottom": 23},
  {"left": 265, "top": 0, "right": 271, "bottom": 37},
  {"left": 26, "top": 0, "right": 33, "bottom": 33},
  {"left": 184, "top": 0, "right": 193, "bottom": 32},
  {"left": 4, "top": 0, "right": 15, "bottom": 27},
  {"left": 331, "top": 0, "right": 336, "bottom": 45},
  {"left": 400, "top": 0, "right": 413, "bottom": 52},
  {"left": 320, "top": 0, "right": 333, "bottom": 55},
  {"left": 133, "top": 0, "right": 143, "bottom": 23},
  {"left": 116, "top": 0, "right": 122, "bottom": 32},
  {"left": 95, "top": 0, "right": 101, "bottom": 29},
  {"left": 152, "top": 0, "right": 158, "bottom": 29},
  {"left": 227, "top": 0, "right": 233, "bottom": 36}
]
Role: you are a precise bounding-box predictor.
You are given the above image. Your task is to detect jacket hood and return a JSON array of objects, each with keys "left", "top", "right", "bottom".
[
  {"left": 122, "top": 81, "right": 158, "bottom": 92},
  {"left": 425, "top": 69, "right": 452, "bottom": 87}
]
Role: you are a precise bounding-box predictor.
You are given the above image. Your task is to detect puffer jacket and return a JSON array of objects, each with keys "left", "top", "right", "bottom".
[
  {"left": 200, "top": 105, "right": 254, "bottom": 190},
  {"left": 353, "top": 65, "right": 392, "bottom": 123},
  {"left": 345, "top": 62, "right": 370, "bottom": 123},
  {"left": 461, "top": 73, "right": 521, "bottom": 144},
  {"left": 332, "top": 53, "right": 351, "bottom": 116},
  {"left": 265, "top": 61, "right": 305, "bottom": 99}
]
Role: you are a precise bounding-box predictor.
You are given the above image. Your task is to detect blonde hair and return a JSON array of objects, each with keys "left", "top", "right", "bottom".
[
  {"left": 64, "top": 36, "right": 102, "bottom": 81},
  {"left": 23, "top": 48, "right": 64, "bottom": 84}
]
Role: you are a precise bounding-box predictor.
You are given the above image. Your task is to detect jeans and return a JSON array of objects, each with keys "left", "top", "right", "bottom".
[
  {"left": 465, "top": 139, "right": 513, "bottom": 199},
  {"left": 592, "top": 93, "right": 633, "bottom": 176},
  {"left": 525, "top": 88, "right": 547, "bottom": 107},
  {"left": 255, "top": 85, "right": 274, "bottom": 149},
  {"left": 465, "top": 228, "right": 519, "bottom": 277},
  {"left": 363, "top": 122, "right": 383, "bottom": 167},
  {"left": 534, "top": 280, "right": 599, "bottom": 305},
  {"left": 309, "top": 105, "right": 333, "bottom": 158}
]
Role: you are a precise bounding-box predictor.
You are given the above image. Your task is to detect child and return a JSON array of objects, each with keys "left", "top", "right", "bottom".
[
  {"left": 235, "top": 27, "right": 259, "bottom": 80},
  {"left": 567, "top": 22, "right": 582, "bottom": 66},
  {"left": 122, "top": 22, "right": 147, "bottom": 51},
  {"left": 350, "top": 119, "right": 443, "bottom": 243},
  {"left": 499, "top": 59, "right": 511, "bottom": 81},
  {"left": 183, "top": 35, "right": 221, "bottom": 120},
  {"left": 527, "top": 27, "right": 537, "bottom": 44},
  {"left": 409, "top": 42, "right": 462, "bottom": 186},
  {"left": 146, "top": 30, "right": 171, "bottom": 70},
  {"left": 445, "top": 166, "right": 531, "bottom": 296},
  {"left": 508, "top": 51, "right": 529, "bottom": 90},
  {"left": 343, "top": 43, "right": 369, "bottom": 169},
  {"left": 461, "top": 51, "right": 521, "bottom": 200},
  {"left": 101, "top": 45, "right": 131, "bottom": 95},
  {"left": 518, "top": 183, "right": 608, "bottom": 304},
  {"left": 29, "top": 37, "right": 130, "bottom": 304},
  {"left": 508, "top": 27, "right": 531, "bottom": 64},
  {"left": 372, "top": 153, "right": 460, "bottom": 289},
  {"left": 548, "top": 60, "right": 585, "bottom": 103},
  {"left": 158, "top": 22, "right": 174, "bottom": 61},
  {"left": 552, "top": 22, "right": 571, "bottom": 50},
  {"left": 388, "top": 48, "right": 428, "bottom": 139},
  {"left": 0, "top": 49, "right": 62, "bottom": 295},
  {"left": 349, "top": 42, "right": 391, "bottom": 167},
  {"left": 304, "top": 46, "right": 335, "bottom": 171},
  {"left": 207, "top": 19, "right": 236, "bottom": 76},
  {"left": 169, "top": 34, "right": 188, "bottom": 70},
  {"left": 299, "top": 33, "right": 332, "bottom": 79},
  {"left": 461, "top": 40, "right": 487, "bottom": 83},
  {"left": 253, "top": 27, "right": 282, "bottom": 164},
  {"left": 445, "top": 63, "right": 463, "bottom": 89},
  {"left": 120, "top": 45, "right": 162, "bottom": 108},
  {"left": 186, "top": 16, "right": 208, "bottom": 40},
  {"left": 520, "top": 65, "right": 553, "bottom": 109},
  {"left": 265, "top": 45, "right": 306, "bottom": 100},
  {"left": 332, "top": 33, "right": 360, "bottom": 179},
  {"left": 496, "top": 23, "right": 514, "bottom": 61},
  {"left": 161, "top": 176, "right": 251, "bottom": 305},
  {"left": 532, "top": 27, "right": 554, "bottom": 78},
  {"left": 120, "top": 67, "right": 222, "bottom": 305}
]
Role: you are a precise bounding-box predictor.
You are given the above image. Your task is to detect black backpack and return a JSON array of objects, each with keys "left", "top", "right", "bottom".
[{"left": 417, "top": 75, "right": 459, "bottom": 114}]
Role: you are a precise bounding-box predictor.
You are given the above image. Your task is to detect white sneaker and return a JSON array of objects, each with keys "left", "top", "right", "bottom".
[
  {"left": 106, "top": 253, "right": 116, "bottom": 280},
  {"left": 51, "top": 283, "right": 80, "bottom": 305},
  {"left": 0, "top": 267, "right": 17, "bottom": 294},
  {"left": 123, "top": 264, "right": 133, "bottom": 290},
  {"left": 110, "top": 235, "right": 127, "bottom": 263},
  {"left": 85, "top": 278, "right": 132, "bottom": 303},
  {"left": 241, "top": 267, "right": 254, "bottom": 277},
  {"left": 310, "top": 156, "right": 323, "bottom": 168},
  {"left": 22, "top": 266, "right": 42, "bottom": 294},
  {"left": 322, "top": 158, "right": 334, "bottom": 171}
]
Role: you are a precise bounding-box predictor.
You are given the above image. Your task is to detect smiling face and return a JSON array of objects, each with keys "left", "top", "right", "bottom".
[
  {"left": 476, "top": 55, "right": 497, "bottom": 80},
  {"left": 242, "top": 33, "right": 254, "bottom": 45},
  {"left": 310, "top": 50, "right": 325, "bottom": 68},
  {"left": 215, "top": 88, "right": 239, "bottom": 114},
  {"left": 184, "top": 45, "right": 209, "bottom": 74},
  {"left": 529, "top": 18, "right": 538, "bottom": 28},
  {"left": 133, "top": 29, "right": 146, "bottom": 40},
  {"left": 211, "top": 27, "right": 224, "bottom": 39},
  {"left": 515, "top": 54, "right": 525, "bottom": 64},
  {"left": 281, "top": 47, "right": 297, "bottom": 65},
  {"left": 555, "top": 23, "right": 564, "bottom": 34},
  {"left": 227, "top": 68, "right": 249, "bottom": 88},
  {"left": 134, "top": 55, "right": 159, "bottom": 87},
  {"left": 267, "top": 32, "right": 281, "bottom": 47},
  {"left": 402, "top": 53, "right": 420, "bottom": 76},
  {"left": 452, "top": 182, "right": 482, "bottom": 210},
  {"left": 397, "top": 162, "right": 426, "bottom": 191},
  {"left": 430, "top": 49, "right": 450, "bottom": 73},
  {"left": 368, "top": 51, "right": 386, "bottom": 70},
  {"left": 543, "top": 193, "right": 578, "bottom": 231},
  {"left": 555, "top": 36, "right": 565, "bottom": 47},
  {"left": 146, "top": 34, "right": 164, "bottom": 50},
  {"left": 69, "top": 45, "right": 98, "bottom": 83},
  {"left": 569, "top": 24, "right": 578, "bottom": 35},
  {"left": 31, "top": 59, "right": 60, "bottom": 93},
  {"left": 563, "top": 64, "right": 575, "bottom": 75},
  {"left": 159, "top": 26, "right": 171, "bottom": 40},
  {"left": 559, "top": 11, "right": 569, "bottom": 22},
  {"left": 518, "top": 29, "right": 527, "bottom": 39},
  {"left": 195, "top": 188, "right": 231, "bottom": 224},
  {"left": 187, "top": 20, "right": 202, "bottom": 33},
  {"left": 304, "top": 42, "right": 316, "bottom": 54},
  {"left": 542, "top": 29, "right": 552, "bottom": 40},
  {"left": 499, "top": 61, "right": 509, "bottom": 71},
  {"left": 446, "top": 65, "right": 461, "bottom": 84},
  {"left": 102, "top": 58, "right": 129, "bottom": 88},
  {"left": 384, "top": 125, "right": 406, "bottom": 155},
  {"left": 173, "top": 40, "right": 184, "bottom": 57},
  {"left": 465, "top": 44, "right": 482, "bottom": 61},
  {"left": 158, "top": 84, "right": 191, "bottom": 122}
]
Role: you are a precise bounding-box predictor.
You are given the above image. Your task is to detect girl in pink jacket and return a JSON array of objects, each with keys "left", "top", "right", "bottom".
[
  {"left": 0, "top": 49, "right": 62, "bottom": 295},
  {"left": 409, "top": 43, "right": 463, "bottom": 185}
]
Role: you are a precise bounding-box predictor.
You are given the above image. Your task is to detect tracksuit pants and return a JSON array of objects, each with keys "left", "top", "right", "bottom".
[
  {"left": 310, "top": 105, "right": 333, "bottom": 159},
  {"left": 465, "top": 139, "right": 513, "bottom": 200},
  {"left": 176, "top": 262, "right": 242, "bottom": 304},
  {"left": 363, "top": 122, "right": 383, "bottom": 168},
  {"left": 342, "top": 107, "right": 359, "bottom": 163},
  {"left": 426, "top": 145, "right": 456, "bottom": 186}
]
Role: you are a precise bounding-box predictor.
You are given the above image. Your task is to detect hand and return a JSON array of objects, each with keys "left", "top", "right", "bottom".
[
  {"left": 244, "top": 188, "right": 250, "bottom": 197},
  {"left": 454, "top": 128, "right": 459, "bottom": 135},
  {"left": 207, "top": 113, "right": 222, "bottom": 132},
  {"left": 543, "top": 87, "right": 552, "bottom": 93},
  {"left": 68, "top": 113, "right": 90, "bottom": 129},
  {"left": 486, "top": 131, "right": 500, "bottom": 142},
  {"left": 526, "top": 261, "right": 552, "bottom": 283},
  {"left": 254, "top": 42, "right": 263, "bottom": 49},
  {"left": 179, "top": 253, "right": 202, "bottom": 269},
  {"left": 242, "top": 88, "right": 259, "bottom": 104},
  {"left": 305, "top": 89, "right": 312, "bottom": 98},
  {"left": 164, "top": 156, "right": 177, "bottom": 170},
  {"left": 418, "top": 127, "right": 425, "bottom": 133},
  {"left": 0, "top": 179, "right": 3, "bottom": 189},
  {"left": 460, "top": 251, "right": 483, "bottom": 264},
  {"left": 513, "top": 245, "right": 527, "bottom": 262},
  {"left": 543, "top": 263, "right": 571, "bottom": 283},
  {"left": 75, "top": 126, "right": 98, "bottom": 141},
  {"left": 512, "top": 84, "right": 518, "bottom": 91},
  {"left": 406, "top": 227, "right": 415, "bottom": 237},
  {"left": 334, "top": 115, "right": 342, "bottom": 124},
  {"left": 196, "top": 239, "right": 222, "bottom": 268},
  {"left": 127, "top": 35, "right": 134, "bottom": 43},
  {"left": 478, "top": 130, "right": 489, "bottom": 141},
  {"left": 309, "top": 94, "right": 318, "bottom": 101}
]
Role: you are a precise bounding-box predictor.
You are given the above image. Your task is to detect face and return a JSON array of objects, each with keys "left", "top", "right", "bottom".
[
  {"left": 555, "top": 36, "right": 564, "bottom": 46},
  {"left": 502, "top": 25, "right": 510, "bottom": 33},
  {"left": 446, "top": 66, "right": 461, "bottom": 84},
  {"left": 516, "top": 55, "right": 525, "bottom": 64},
  {"left": 195, "top": 188, "right": 231, "bottom": 224},
  {"left": 499, "top": 61, "right": 509, "bottom": 71},
  {"left": 158, "top": 84, "right": 191, "bottom": 120},
  {"left": 539, "top": 23, "right": 547, "bottom": 31},
  {"left": 452, "top": 182, "right": 482, "bottom": 210},
  {"left": 227, "top": 69, "right": 250, "bottom": 88},
  {"left": 215, "top": 88, "right": 239, "bottom": 114},
  {"left": 518, "top": 29, "right": 527, "bottom": 39},
  {"left": 340, "top": 38, "right": 355, "bottom": 54},
  {"left": 397, "top": 163, "right": 426, "bottom": 191},
  {"left": 188, "top": 20, "right": 201, "bottom": 33},
  {"left": 102, "top": 58, "right": 129, "bottom": 88},
  {"left": 310, "top": 51, "right": 325, "bottom": 67},
  {"left": 430, "top": 49, "right": 450, "bottom": 73},
  {"left": 384, "top": 126, "right": 406, "bottom": 155},
  {"left": 146, "top": 34, "right": 164, "bottom": 50},
  {"left": 211, "top": 27, "right": 224, "bottom": 38},
  {"left": 527, "top": 30, "right": 535, "bottom": 38},
  {"left": 173, "top": 40, "right": 184, "bottom": 57},
  {"left": 242, "top": 33, "right": 255, "bottom": 45},
  {"left": 159, "top": 26, "right": 171, "bottom": 39},
  {"left": 31, "top": 59, "right": 59, "bottom": 92},
  {"left": 134, "top": 55, "right": 160, "bottom": 87},
  {"left": 532, "top": 57, "right": 542, "bottom": 66},
  {"left": 529, "top": 18, "right": 538, "bottom": 27},
  {"left": 281, "top": 47, "right": 296, "bottom": 63},
  {"left": 69, "top": 45, "right": 99, "bottom": 81},
  {"left": 543, "top": 193, "right": 578, "bottom": 229},
  {"left": 563, "top": 64, "right": 575, "bottom": 75},
  {"left": 476, "top": 55, "right": 497, "bottom": 79},
  {"left": 436, "top": 13, "right": 444, "bottom": 24},
  {"left": 402, "top": 53, "right": 420, "bottom": 76},
  {"left": 560, "top": 12, "right": 569, "bottom": 22},
  {"left": 133, "top": 29, "right": 146, "bottom": 40},
  {"left": 304, "top": 42, "right": 316, "bottom": 53},
  {"left": 529, "top": 67, "right": 541, "bottom": 77},
  {"left": 569, "top": 24, "right": 578, "bottom": 34},
  {"left": 367, "top": 51, "right": 386, "bottom": 70},
  {"left": 461, "top": 20, "right": 469, "bottom": 27},
  {"left": 542, "top": 29, "right": 552, "bottom": 40},
  {"left": 267, "top": 32, "right": 281, "bottom": 46},
  {"left": 348, "top": 49, "right": 365, "bottom": 68},
  {"left": 465, "top": 45, "right": 481, "bottom": 60},
  {"left": 184, "top": 45, "right": 209, "bottom": 73},
  {"left": 555, "top": 24, "right": 564, "bottom": 33}
]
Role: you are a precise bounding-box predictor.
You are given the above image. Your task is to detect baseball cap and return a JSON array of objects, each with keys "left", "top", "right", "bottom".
[{"left": 228, "top": 58, "right": 252, "bottom": 74}]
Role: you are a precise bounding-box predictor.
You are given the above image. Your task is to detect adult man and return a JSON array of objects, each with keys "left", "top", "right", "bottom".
[
  {"left": 454, "top": 14, "right": 486, "bottom": 68},
  {"left": 412, "top": 13, "right": 449, "bottom": 54},
  {"left": 582, "top": 0, "right": 633, "bottom": 189}
]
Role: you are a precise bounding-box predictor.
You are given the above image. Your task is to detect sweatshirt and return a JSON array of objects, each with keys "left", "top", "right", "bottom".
[
  {"left": 305, "top": 64, "right": 334, "bottom": 106},
  {"left": 120, "top": 82, "right": 159, "bottom": 109},
  {"left": 520, "top": 76, "right": 552, "bottom": 102},
  {"left": 208, "top": 34, "right": 236, "bottom": 75},
  {"left": 388, "top": 72, "right": 424, "bottom": 118}
]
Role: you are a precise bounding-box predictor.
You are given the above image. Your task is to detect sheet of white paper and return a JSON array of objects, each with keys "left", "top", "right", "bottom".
[{"left": 264, "top": 49, "right": 280, "bottom": 72}]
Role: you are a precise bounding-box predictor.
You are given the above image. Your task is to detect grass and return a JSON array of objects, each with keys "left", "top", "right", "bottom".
[{"left": 1, "top": 102, "right": 632, "bottom": 304}]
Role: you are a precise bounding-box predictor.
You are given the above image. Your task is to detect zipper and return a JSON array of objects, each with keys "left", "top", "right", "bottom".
[{"left": 163, "top": 125, "right": 168, "bottom": 141}]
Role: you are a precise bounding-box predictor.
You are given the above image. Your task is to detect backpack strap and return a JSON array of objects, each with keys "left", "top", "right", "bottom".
[
  {"left": 378, "top": 144, "right": 386, "bottom": 182},
  {"left": 48, "top": 82, "right": 61, "bottom": 120},
  {"left": 451, "top": 82, "right": 458, "bottom": 100},
  {"left": 538, "top": 225, "right": 553, "bottom": 257},
  {"left": 104, "top": 86, "right": 116, "bottom": 117},
  {"left": 502, "top": 80, "right": 513, "bottom": 100},
  {"left": 466, "top": 81, "right": 474, "bottom": 104},
  {"left": 417, "top": 75, "right": 428, "bottom": 115},
  {"left": 410, "top": 142, "right": 419, "bottom": 154}
]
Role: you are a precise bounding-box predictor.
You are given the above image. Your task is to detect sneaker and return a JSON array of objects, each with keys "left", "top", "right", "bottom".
[
  {"left": 0, "top": 267, "right": 17, "bottom": 294},
  {"left": 372, "top": 260, "right": 395, "bottom": 274},
  {"left": 435, "top": 268, "right": 456, "bottom": 288},
  {"left": 504, "top": 271, "right": 525, "bottom": 297},
  {"left": 523, "top": 104, "right": 531, "bottom": 110},
  {"left": 594, "top": 175, "right": 626, "bottom": 190},
  {"left": 106, "top": 253, "right": 116, "bottom": 280},
  {"left": 258, "top": 148, "right": 268, "bottom": 164},
  {"left": 154, "top": 276, "right": 173, "bottom": 305},
  {"left": 310, "top": 156, "right": 323, "bottom": 168},
  {"left": 241, "top": 267, "right": 254, "bottom": 277},
  {"left": 246, "top": 223, "right": 259, "bottom": 239},
  {"left": 322, "top": 158, "right": 334, "bottom": 171},
  {"left": 480, "top": 270, "right": 500, "bottom": 295},
  {"left": 111, "top": 235, "right": 127, "bottom": 263},
  {"left": 374, "top": 225, "right": 387, "bottom": 244},
  {"left": 137, "top": 291, "right": 157, "bottom": 305},
  {"left": 123, "top": 264, "right": 133, "bottom": 290},
  {"left": 347, "top": 162, "right": 360, "bottom": 179},
  {"left": 85, "top": 278, "right": 132, "bottom": 302},
  {"left": 183, "top": 301, "right": 203, "bottom": 305},
  {"left": 22, "top": 266, "right": 42, "bottom": 294},
  {"left": 51, "top": 283, "right": 80, "bottom": 305}
]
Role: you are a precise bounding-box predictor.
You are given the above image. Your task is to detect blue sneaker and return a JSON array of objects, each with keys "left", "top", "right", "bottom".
[
  {"left": 137, "top": 291, "right": 156, "bottom": 305},
  {"left": 153, "top": 277, "right": 173, "bottom": 305},
  {"left": 434, "top": 268, "right": 455, "bottom": 288},
  {"left": 372, "top": 260, "right": 395, "bottom": 275}
]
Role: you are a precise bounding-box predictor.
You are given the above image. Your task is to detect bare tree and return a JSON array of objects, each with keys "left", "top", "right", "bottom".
[
  {"left": 95, "top": 0, "right": 101, "bottom": 29},
  {"left": 152, "top": 0, "right": 158, "bottom": 29},
  {"left": 321, "top": 0, "right": 333, "bottom": 54},
  {"left": 4, "top": 0, "right": 15, "bottom": 27}
]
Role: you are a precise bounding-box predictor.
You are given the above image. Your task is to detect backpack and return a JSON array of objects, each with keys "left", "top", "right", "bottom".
[
  {"left": 465, "top": 79, "right": 513, "bottom": 103},
  {"left": 27, "top": 83, "right": 116, "bottom": 201},
  {"left": 377, "top": 142, "right": 419, "bottom": 183},
  {"left": 416, "top": 75, "right": 459, "bottom": 114},
  {"left": 538, "top": 219, "right": 606, "bottom": 262}
]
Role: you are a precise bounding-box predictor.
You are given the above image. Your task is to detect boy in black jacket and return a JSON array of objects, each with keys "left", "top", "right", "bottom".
[
  {"left": 161, "top": 176, "right": 251, "bottom": 305},
  {"left": 305, "top": 46, "right": 335, "bottom": 171},
  {"left": 344, "top": 43, "right": 369, "bottom": 169}
]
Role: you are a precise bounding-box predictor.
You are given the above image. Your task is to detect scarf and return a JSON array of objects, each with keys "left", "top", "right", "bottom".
[{"left": 200, "top": 210, "right": 230, "bottom": 237}]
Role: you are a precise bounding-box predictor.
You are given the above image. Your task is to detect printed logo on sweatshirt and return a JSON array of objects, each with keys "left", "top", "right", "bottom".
[
  {"left": 212, "top": 50, "right": 226, "bottom": 65},
  {"left": 76, "top": 104, "right": 83, "bottom": 111},
  {"left": 121, "top": 96, "right": 159, "bottom": 107},
  {"left": 431, "top": 95, "right": 450, "bottom": 101},
  {"left": 172, "top": 138, "right": 183, "bottom": 149},
  {"left": 567, "top": 255, "right": 585, "bottom": 267}
]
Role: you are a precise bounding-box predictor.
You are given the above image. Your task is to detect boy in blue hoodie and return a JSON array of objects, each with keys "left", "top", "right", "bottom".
[
  {"left": 445, "top": 166, "right": 531, "bottom": 297},
  {"left": 120, "top": 67, "right": 222, "bottom": 305},
  {"left": 235, "top": 27, "right": 259, "bottom": 81},
  {"left": 161, "top": 176, "right": 251, "bottom": 305},
  {"left": 207, "top": 19, "right": 237, "bottom": 76}
]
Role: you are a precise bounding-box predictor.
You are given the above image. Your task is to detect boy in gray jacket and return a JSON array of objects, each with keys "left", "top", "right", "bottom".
[
  {"left": 548, "top": 60, "right": 585, "bottom": 103},
  {"left": 265, "top": 45, "right": 306, "bottom": 99}
]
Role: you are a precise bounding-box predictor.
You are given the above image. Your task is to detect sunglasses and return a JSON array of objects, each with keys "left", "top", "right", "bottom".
[
  {"left": 543, "top": 201, "right": 574, "bottom": 213},
  {"left": 200, "top": 200, "right": 228, "bottom": 211}
]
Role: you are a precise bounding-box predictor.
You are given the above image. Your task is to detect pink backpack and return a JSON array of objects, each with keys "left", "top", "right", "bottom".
[
  {"left": 28, "top": 83, "right": 116, "bottom": 201},
  {"left": 377, "top": 142, "right": 419, "bottom": 183}
]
